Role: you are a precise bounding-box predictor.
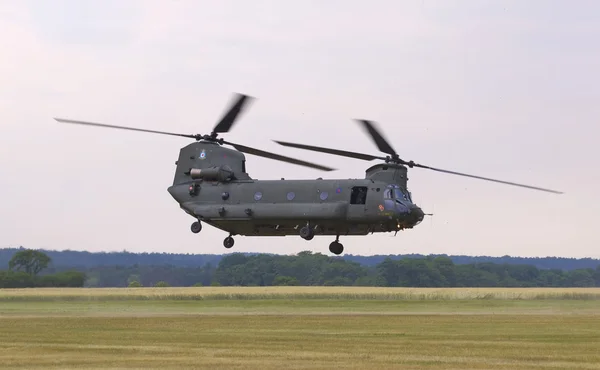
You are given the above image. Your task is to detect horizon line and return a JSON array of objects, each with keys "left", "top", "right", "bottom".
[{"left": 1, "top": 246, "right": 598, "bottom": 260}]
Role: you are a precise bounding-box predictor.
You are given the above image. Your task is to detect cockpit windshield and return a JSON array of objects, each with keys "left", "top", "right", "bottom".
[
  {"left": 393, "top": 188, "right": 408, "bottom": 201},
  {"left": 385, "top": 184, "right": 412, "bottom": 203}
]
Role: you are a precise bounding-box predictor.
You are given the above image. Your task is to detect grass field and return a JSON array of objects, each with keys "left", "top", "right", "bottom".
[{"left": 1, "top": 287, "right": 599, "bottom": 369}]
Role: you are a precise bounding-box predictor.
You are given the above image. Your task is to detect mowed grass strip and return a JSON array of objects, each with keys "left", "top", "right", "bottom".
[
  {"left": 2, "top": 298, "right": 600, "bottom": 317},
  {"left": 1, "top": 286, "right": 600, "bottom": 301},
  {"left": 0, "top": 314, "right": 599, "bottom": 369},
  {"left": 0, "top": 289, "right": 599, "bottom": 369}
]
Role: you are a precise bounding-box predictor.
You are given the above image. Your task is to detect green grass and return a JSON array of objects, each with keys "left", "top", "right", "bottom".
[{"left": 0, "top": 287, "right": 599, "bottom": 369}]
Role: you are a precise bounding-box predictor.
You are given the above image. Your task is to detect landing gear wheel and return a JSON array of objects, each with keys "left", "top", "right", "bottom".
[
  {"left": 223, "top": 236, "right": 235, "bottom": 249},
  {"left": 191, "top": 221, "right": 202, "bottom": 234},
  {"left": 299, "top": 226, "right": 314, "bottom": 241},
  {"left": 329, "top": 241, "right": 344, "bottom": 255}
]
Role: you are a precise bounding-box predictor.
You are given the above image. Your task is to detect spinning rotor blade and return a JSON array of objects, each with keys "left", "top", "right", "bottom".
[
  {"left": 273, "top": 118, "right": 563, "bottom": 194},
  {"left": 225, "top": 141, "right": 336, "bottom": 171},
  {"left": 356, "top": 119, "right": 397, "bottom": 157},
  {"left": 56, "top": 93, "right": 255, "bottom": 140},
  {"left": 54, "top": 118, "right": 198, "bottom": 139},
  {"left": 272, "top": 119, "right": 398, "bottom": 162},
  {"left": 212, "top": 93, "right": 254, "bottom": 134},
  {"left": 273, "top": 140, "right": 385, "bottom": 161},
  {"left": 404, "top": 161, "right": 564, "bottom": 194}
]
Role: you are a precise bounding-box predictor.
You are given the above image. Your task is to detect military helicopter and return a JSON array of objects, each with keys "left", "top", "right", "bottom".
[{"left": 55, "top": 93, "right": 563, "bottom": 255}]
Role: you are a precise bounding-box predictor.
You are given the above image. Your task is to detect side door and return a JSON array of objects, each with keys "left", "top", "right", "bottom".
[{"left": 347, "top": 185, "right": 369, "bottom": 220}]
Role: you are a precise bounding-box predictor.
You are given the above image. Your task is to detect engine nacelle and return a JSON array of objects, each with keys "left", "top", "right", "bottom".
[{"left": 189, "top": 165, "right": 234, "bottom": 182}]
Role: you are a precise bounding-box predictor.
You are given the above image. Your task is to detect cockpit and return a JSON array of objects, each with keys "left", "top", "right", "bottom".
[
  {"left": 384, "top": 185, "right": 412, "bottom": 202},
  {"left": 382, "top": 184, "right": 424, "bottom": 225},
  {"left": 383, "top": 184, "right": 413, "bottom": 214}
]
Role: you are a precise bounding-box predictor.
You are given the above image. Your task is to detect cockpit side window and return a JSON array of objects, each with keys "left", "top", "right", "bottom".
[{"left": 383, "top": 188, "right": 393, "bottom": 199}]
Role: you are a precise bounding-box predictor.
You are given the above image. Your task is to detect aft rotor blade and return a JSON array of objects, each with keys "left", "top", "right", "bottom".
[
  {"left": 409, "top": 162, "right": 564, "bottom": 194},
  {"left": 54, "top": 118, "right": 198, "bottom": 139},
  {"left": 225, "top": 141, "right": 336, "bottom": 171},
  {"left": 212, "top": 93, "right": 255, "bottom": 134},
  {"left": 355, "top": 119, "right": 397, "bottom": 157},
  {"left": 273, "top": 140, "right": 385, "bottom": 161}
]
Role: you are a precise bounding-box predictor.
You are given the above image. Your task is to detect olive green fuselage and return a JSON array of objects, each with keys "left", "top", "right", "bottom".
[{"left": 167, "top": 141, "right": 425, "bottom": 237}]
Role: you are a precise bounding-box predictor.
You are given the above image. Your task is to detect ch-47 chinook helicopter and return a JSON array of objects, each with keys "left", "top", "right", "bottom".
[{"left": 55, "top": 93, "right": 563, "bottom": 255}]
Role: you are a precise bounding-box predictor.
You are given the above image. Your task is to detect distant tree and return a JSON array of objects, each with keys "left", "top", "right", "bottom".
[
  {"left": 127, "top": 274, "right": 141, "bottom": 285},
  {"left": 37, "top": 271, "right": 87, "bottom": 287},
  {"left": 273, "top": 276, "right": 299, "bottom": 286},
  {"left": 0, "top": 271, "right": 35, "bottom": 288},
  {"left": 128, "top": 280, "right": 142, "bottom": 287},
  {"left": 8, "top": 249, "right": 51, "bottom": 276},
  {"left": 154, "top": 281, "right": 170, "bottom": 287},
  {"left": 567, "top": 269, "right": 596, "bottom": 287}
]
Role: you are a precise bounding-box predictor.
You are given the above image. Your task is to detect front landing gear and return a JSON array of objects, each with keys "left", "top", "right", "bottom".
[
  {"left": 329, "top": 236, "right": 343, "bottom": 255},
  {"left": 223, "top": 235, "right": 235, "bottom": 249},
  {"left": 299, "top": 225, "right": 314, "bottom": 241},
  {"left": 191, "top": 221, "right": 202, "bottom": 234}
]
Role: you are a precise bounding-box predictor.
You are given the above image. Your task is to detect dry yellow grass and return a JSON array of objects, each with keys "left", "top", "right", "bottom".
[{"left": 1, "top": 286, "right": 599, "bottom": 301}]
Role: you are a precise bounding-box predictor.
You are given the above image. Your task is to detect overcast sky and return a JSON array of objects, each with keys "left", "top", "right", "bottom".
[{"left": 1, "top": 0, "right": 598, "bottom": 258}]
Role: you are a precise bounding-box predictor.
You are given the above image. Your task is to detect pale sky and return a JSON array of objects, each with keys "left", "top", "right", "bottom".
[{"left": 1, "top": 0, "right": 598, "bottom": 258}]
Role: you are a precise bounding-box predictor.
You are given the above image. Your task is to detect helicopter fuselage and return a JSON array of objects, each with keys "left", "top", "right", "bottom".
[
  {"left": 168, "top": 177, "right": 425, "bottom": 237},
  {"left": 167, "top": 141, "right": 425, "bottom": 238}
]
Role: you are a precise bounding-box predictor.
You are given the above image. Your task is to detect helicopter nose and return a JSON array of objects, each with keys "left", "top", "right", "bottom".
[
  {"left": 395, "top": 201, "right": 411, "bottom": 214},
  {"left": 411, "top": 205, "right": 425, "bottom": 223}
]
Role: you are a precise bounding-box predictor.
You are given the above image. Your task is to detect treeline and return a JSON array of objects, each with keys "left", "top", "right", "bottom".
[
  {"left": 64, "top": 252, "right": 600, "bottom": 288},
  {"left": 1, "top": 248, "right": 599, "bottom": 288},
  {"left": 2, "top": 247, "right": 599, "bottom": 271},
  {"left": 212, "top": 252, "right": 600, "bottom": 288}
]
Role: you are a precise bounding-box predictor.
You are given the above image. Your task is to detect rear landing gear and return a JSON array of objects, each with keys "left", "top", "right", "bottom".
[
  {"left": 329, "top": 235, "right": 343, "bottom": 255},
  {"left": 329, "top": 241, "right": 343, "bottom": 255},
  {"left": 223, "top": 236, "right": 235, "bottom": 249},
  {"left": 191, "top": 221, "right": 202, "bottom": 234}
]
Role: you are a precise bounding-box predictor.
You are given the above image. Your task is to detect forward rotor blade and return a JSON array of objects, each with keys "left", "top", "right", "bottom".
[
  {"left": 408, "top": 162, "right": 564, "bottom": 194},
  {"left": 225, "top": 141, "right": 336, "bottom": 171},
  {"left": 355, "top": 119, "right": 397, "bottom": 156},
  {"left": 212, "top": 93, "right": 255, "bottom": 134},
  {"left": 273, "top": 140, "right": 385, "bottom": 161},
  {"left": 54, "top": 118, "right": 197, "bottom": 139}
]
